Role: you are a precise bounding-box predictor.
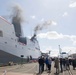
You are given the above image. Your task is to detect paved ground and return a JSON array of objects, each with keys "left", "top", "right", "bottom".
[
  {"left": 0, "top": 62, "right": 76, "bottom": 75},
  {"left": 0, "top": 62, "right": 39, "bottom": 75}
]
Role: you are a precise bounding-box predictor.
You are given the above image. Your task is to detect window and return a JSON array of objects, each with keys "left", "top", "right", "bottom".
[{"left": 0, "top": 31, "right": 3, "bottom": 37}]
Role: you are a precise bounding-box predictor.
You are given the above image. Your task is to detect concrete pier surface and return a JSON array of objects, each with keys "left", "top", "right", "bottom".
[
  {"left": 0, "top": 62, "right": 76, "bottom": 75},
  {"left": 0, "top": 62, "right": 39, "bottom": 75}
]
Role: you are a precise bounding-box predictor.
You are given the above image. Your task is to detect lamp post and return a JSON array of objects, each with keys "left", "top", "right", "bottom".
[
  {"left": 58, "top": 45, "right": 62, "bottom": 58},
  {"left": 59, "top": 45, "right": 62, "bottom": 54}
]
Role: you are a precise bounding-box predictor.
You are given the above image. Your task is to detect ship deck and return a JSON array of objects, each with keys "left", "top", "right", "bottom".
[{"left": 0, "top": 62, "right": 76, "bottom": 75}]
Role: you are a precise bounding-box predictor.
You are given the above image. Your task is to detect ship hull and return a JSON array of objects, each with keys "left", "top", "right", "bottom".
[
  {"left": 0, "top": 16, "right": 41, "bottom": 65},
  {"left": 0, "top": 50, "right": 27, "bottom": 65}
]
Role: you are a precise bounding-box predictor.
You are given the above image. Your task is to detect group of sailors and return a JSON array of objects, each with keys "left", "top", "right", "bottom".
[{"left": 38, "top": 56, "right": 76, "bottom": 74}]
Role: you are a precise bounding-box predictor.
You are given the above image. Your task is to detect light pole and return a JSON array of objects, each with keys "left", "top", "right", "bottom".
[
  {"left": 58, "top": 45, "right": 62, "bottom": 58},
  {"left": 59, "top": 45, "right": 62, "bottom": 54}
]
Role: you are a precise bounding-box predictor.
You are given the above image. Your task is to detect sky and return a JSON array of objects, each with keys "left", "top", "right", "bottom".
[{"left": 0, "top": 0, "right": 76, "bottom": 57}]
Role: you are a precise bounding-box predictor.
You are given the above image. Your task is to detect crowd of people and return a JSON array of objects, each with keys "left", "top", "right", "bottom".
[
  {"left": 38, "top": 56, "right": 52, "bottom": 74},
  {"left": 38, "top": 56, "right": 76, "bottom": 74}
]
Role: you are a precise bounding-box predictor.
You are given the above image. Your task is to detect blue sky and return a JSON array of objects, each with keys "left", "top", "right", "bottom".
[{"left": 0, "top": 0, "right": 76, "bottom": 56}]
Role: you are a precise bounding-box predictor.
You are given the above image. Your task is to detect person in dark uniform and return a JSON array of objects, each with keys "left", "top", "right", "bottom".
[
  {"left": 60, "top": 58, "right": 63, "bottom": 72},
  {"left": 62, "top": 58, "right": 66, "bottom": 70},
  {"left": 38, "top": 56, "right": 44, "bottom": 74},
  {"left": 42, "top": 56, "right": 45, "bottom": 72},
  {"left": 66, "top": 58, "right": 70, "bottom": 70},
  {"left": 48, "top": 57, "right": 52, "bottom": 73},
  {"left": 72, "top": 58, "right": 76, "bottom": 70},
  {"left": 45, "top": 57, "right": 49, "bottom": 71}
]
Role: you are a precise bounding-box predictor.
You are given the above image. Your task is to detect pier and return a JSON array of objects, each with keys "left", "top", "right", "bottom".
[{"left": 0, "top": 62, "right": 76, "bottom": 75}]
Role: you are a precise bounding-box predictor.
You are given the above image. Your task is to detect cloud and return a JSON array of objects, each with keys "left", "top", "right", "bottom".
[
  {"left": 62, "top": 46, "right": 76, "bottom": 54},
  {"left": 27, "top": 35, "right": 31, "bottom": 38},
  {"left": 47, "top": 52, "right": 59, "bottom": 57},
  {"left": 34, "top": 20, "right": 57, "bottom": 34},
  {"left": 50, "top": 49, "right": 59, "bottom": 57},
  {"left": 37, "top": 31, "right": 64, "bottom": 39},
  {"left": 41, "top": 18, "right": 44, "bottom": 22},
  {"left": 62, "top": 12, "right": 68, "bottom": 17},
  {"left": 41, "top": 46, "right": 59, "bottom": 57},
  {"left": 37, "top": 31, "right": 76, "bottom": 45},
  {"left": 69, "top": 2, "right": 76, "bottom": 8},
  {"left": 70, "top": 35, "right": 76, "bottom": 45},
  {"left": 41, "top": 46, "right": 52, "bottom": 53},
  {"left": 30, "top": 15, "right": 36, "bottom": 19},
  {"left": 51, "top": 21, "right": 57, "bottom": 26}
]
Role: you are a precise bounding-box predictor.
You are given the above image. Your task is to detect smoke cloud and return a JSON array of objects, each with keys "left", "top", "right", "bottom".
[
  {"left": 10, "top": 4, "right": 24, "bottom": 37},
  {"left": 34, "top": 20, "right": 57, "bottom": 34},
  {"left": 10, "top": 4, "right": 24, "bottom": 25}
]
